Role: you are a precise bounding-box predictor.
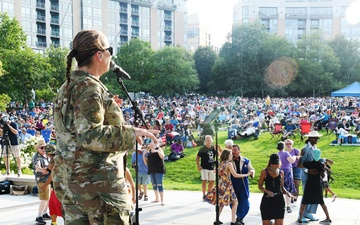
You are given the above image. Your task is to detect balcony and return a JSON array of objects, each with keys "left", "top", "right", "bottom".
[
  {"left": 157, "top": 2, "right": 177, "bottom": 11},
  {"left": 259, "top": 12, "right": 278, "bottom": 19},
  {"left": 120, "top": 18, "right": 128, "bottom": 24},
  {"left": 164, "top": 14, "right": 172, "bottom": 21},
  {"left": 120, "top": 40, "right": 128, "bottom": 45},
  {"left": 36, "top": 15, "right": 46, "bottom": 22},
  {"left": 131, "top": 32, "right": 139, "bottom": 37},
  {"left": 132, "top": 20, "right": 139, "bottom": 26},
  {"left": 285, "top": 13, "right": 307, "bottom": 19},
  {"left": 37, "top": 28, "right": 46, "bottom": 35},
  {"left": 164, "top": 26, "right": 172, "bottom": 31},
  {"left": 51, "top": 31, "right": 60, "bottom": 37},
  {"left": 120, "top": 7, "right": 127, "bottom": 13},
  {"left": 50, "top": 4, "right": 59, "bottom": 12},
  {"left": 51, "top": 18, "right": 60, "bottom": 24},
  {"left": 36, "top": 2, "right": 45, "bottom": 9},
  {"left": 51, "top": 43, "right": 60, "bottom": 48},
  {"left": 131, "top": 9, "right": 139, "bottom": 15},
  {"left": 120, "top": 30, "right": 128, "bottom": 35},
  {"left": 36, "top": 41, "right": 47, "bottom": 48},
  {"left": 310, "top": 12, "right": 333, "bottom": 18},
  {"left": 164, "top": 36, "right": 172, "bottom": 41},
  {"left": 119, "top": 0, "right": 130, "bottom": 2},
  {"left": 130, "top": 0, "right": 154, "bottom": 7}
]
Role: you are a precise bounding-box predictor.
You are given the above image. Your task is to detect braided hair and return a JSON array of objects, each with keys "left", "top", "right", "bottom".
[{"left": 65, "top": 30, "right": 107, "bottom": 86}]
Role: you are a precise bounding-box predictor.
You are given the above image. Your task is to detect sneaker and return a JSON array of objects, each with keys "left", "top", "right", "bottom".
[
  {"left": 35, "top": 216, "right": 46, "bottom": 224},
  {"left": 203, "top": 194, "right": 206, "bottom": 202},
  {"left": 42, "top": 213, "right": 51, "bottom": 220},
  {"left": 332, "top": 194, "right": 337, "bottom": 202},
  {"left": 319, "top": 219, "right": 332, "bottom": 224},
  {"left": 287, "top": 207, "right": 292, "bottom": 213}
]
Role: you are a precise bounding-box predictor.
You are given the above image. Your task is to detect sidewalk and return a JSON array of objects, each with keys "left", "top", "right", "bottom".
[{"left": 1, "top": 189, "right": 360, "bottom": 225}]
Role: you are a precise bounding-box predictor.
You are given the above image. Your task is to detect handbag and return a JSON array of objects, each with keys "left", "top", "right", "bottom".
[{"left": 10, "top": 184, "right": 28, "bottom": 196}]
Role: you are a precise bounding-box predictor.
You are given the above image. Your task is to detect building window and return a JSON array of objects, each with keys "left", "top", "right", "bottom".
[{"left": 242, "top": 6, "right": 249, "bottom": 17}]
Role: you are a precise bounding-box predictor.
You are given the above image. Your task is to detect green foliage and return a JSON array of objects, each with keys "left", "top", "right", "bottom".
[
  {"left": 35, "top": 89, "right": 57, "bottom": 103},
  {"left": 0, "top": 93, "right": 11, "bottom": 112},
  {"left": 193, "top": 46, "right": 217, "bottom": 93},
  {"left": 0, "top": 48, "right": 51, "bottom": 105},
  {"left": 147, "top": 46, "right": 199, "bottom": 96},
  {"left": 0, "top": 12, "right": 27, "bottom": 50},
  {"left": 128, "top": 130, "right": 360, "bottom": 199},
  {"left": 328, "top": 35, "right": 360, "bottom": 85},
  {"left": 44, "top": 46, "right": 69, "bottom": 92},
  {"left": 296, "top": 32, "right": 340, "bottom": 96}
]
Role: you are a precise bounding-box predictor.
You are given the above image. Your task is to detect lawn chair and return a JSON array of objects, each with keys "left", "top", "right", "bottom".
[
  {"left": 300, "top": 122, "right": 311, "bottom": 140},
  {"left": 326, "top": 118, "right": 338, "bottom": 134},
  {"left": 270, "top": 123, "right": 283, "bottom": 140}
]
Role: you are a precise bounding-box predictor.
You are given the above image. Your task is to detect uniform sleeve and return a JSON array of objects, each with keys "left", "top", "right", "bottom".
[{"left": 73, "top": 80, "right": 135, "bottom": 153}]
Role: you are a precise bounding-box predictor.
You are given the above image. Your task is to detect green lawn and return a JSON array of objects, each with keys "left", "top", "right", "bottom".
[{"left": 129, "top": 129, "right": 360, "bottom": 199}]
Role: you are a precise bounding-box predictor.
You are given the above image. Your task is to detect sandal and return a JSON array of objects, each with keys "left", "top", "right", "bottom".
[
  {"left": 332, "top": 194, "right": 337, "bottom": 202},
  {"left": 144, "top": 195, "right": 148, "bottom": 201},
  {"left": 286, "top": 207, "right": 292, "bottom": 213},
  {"left": 319, "top": 219, "right": 332, "bottom": 224},
  {"left": 138, "top": 192, "right": 144, "bottom": 200}
]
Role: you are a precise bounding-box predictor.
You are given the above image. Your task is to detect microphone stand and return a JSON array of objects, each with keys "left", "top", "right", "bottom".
[
  {"left": 214, "top": 121, "right": 220, "bottom": 225},
  {"left": 115, "top": 75, "right": 149, "bottom": 225}
]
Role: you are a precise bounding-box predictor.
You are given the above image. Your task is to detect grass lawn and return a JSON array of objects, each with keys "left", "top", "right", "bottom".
[{"left": 129, "top": 128, "right": 360, "bottom": 199}]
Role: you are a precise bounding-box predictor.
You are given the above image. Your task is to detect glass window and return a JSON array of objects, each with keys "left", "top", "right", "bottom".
[
  {"left": 242, "top": 6, "right": 249, "bottom": 17},
  {"left": 21, "top": 7, "right": 31, "bottom": 19},
  {"left": 2, "top": 2, "right": 14, "bottom": 16},
  {"left": 93, "top": 20, "right": 102, "bottom": 29},
  {"left": 93, "top": 8, "right": 102, "bottom": 18},
  {"left": 22, "top": 20, "right": 32, "bottom": 32},
  {"left": 83, "top": 18, "right": 93, "bottom": 29}
]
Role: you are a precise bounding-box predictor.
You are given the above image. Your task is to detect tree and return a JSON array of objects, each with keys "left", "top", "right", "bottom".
[
  {"left": 193, "top": 46, "right": 217, "bottom": 94},
  {"left": 44, "top": 46, "right": 69, "bottom": 92},
  {"left": 147, "top": 46, "right": 199, "bottom": 96},
  {"left": 0, "top": 48, "right": 51, "bottom": 105},
  {"left": 0, "top": 13, "right": 27, "bottom": 50},
  {"left": 329, "top": 35, "right": 360, "bottom": 85},
  {"left": 296, "top": 32, "right": 341, "bottom": 97},
  {"left": 101, "top": 38, "right": 154, "bottom": 96}
]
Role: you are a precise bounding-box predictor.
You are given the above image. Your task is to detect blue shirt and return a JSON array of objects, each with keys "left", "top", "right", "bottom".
[{"left": 131, "top": 151, "right": 148, "bottom": 175}]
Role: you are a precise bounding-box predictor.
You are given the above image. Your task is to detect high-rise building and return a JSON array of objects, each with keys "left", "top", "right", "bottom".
[
  {"left": 0, "top": 0, "right": 187, "bottom": 53},
  {"left": 233, "top": 0, "right": 360, "bottom": 42}
]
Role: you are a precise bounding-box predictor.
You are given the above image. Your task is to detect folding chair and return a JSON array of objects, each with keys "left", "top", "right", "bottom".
[
  {"left": 300, "top": 122, "right": 311, "bottom": 140},
  {"left": 326, "top": 118, "right": 338, "bottom": 134},
  {"left": 270, "top": 123, "right": 283, "bottom": 139}
]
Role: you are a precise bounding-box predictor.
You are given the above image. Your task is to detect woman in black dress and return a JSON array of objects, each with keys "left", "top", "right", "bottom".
[
  {"left": 258, "top": 154, "right": 292, "bottom": 225},
  {"left": 298, "top": 149, "right": 332, "bottom": 224}
]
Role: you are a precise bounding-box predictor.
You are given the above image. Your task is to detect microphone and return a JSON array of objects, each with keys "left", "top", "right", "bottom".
[{"left": 110, "top": 60, "right": 131, "bottom": 80}]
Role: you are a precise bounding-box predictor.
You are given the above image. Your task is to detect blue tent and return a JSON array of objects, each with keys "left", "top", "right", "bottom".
[{"left": 331, "top": 82, "right": 360, "bottom": 97}]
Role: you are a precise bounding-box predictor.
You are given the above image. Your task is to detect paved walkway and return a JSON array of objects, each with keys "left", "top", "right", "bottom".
[{"left": 1, "top": 188, "right": 360, "bottom": 225}]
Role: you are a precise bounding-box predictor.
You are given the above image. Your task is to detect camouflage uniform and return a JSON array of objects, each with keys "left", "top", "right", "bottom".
[{"left": 53, "top": 70, "right": 135, "bottom": 225}]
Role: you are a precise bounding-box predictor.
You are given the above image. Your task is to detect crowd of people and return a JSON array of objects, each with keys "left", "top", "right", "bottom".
[{"left": 1, "top": 28, "right": 356, "bottom": 225}]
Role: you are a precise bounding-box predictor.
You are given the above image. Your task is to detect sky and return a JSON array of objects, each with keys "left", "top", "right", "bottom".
[{"left": 187, "top": 0, "right": 237, "bottom": 45}]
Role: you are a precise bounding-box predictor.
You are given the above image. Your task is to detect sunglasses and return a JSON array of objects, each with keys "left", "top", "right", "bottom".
[
  {"left": 39, "top": 146, "right": 45, "bottom": 149},
  {"left": 103, "top": 47, "right": 113, "bottom": 56}
]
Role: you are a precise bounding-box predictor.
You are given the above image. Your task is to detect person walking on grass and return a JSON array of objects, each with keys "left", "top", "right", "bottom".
[{"left": 196, "top": 135, "right": 222, "bottom": 201}]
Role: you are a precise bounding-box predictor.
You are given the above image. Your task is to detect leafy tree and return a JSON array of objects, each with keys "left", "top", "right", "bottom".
[
  {"left": 0, "top": 94, "right": 11, "bottom": 112},
  {"left": 193, "top": 46, "right": 217, "bottom": 94},
  {"left": 44, "top": 46, "right": 69, "bottom": 92},
  {"left": 101, "top": 38, "right": 154, "bottom": 96},
  {"left": 147, "top": 46, "right": 199, "bottom": 96},
  {"left": 0, "top": 48, "right": 51, "bottom": 105},
  {"left": 329, "top": 35, "right": 360, "bottom": 85},
  {"left": 0, "top": 12, "right": 27, "bottom": 50},
  {"left": 296, "top": 32, "right": 340, "bottom": 97}
]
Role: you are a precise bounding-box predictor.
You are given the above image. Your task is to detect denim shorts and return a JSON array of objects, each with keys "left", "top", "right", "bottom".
[{"left": 293, "top": 167, "right": 302, "bottom": 180}]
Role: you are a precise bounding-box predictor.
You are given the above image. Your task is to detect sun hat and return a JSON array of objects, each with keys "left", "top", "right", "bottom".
[
  {"left": 35, "top": 139, "right": 46, "bottom": 149},
  {"left": 305, "top": 131, "right": 322, "bottom": 138}
]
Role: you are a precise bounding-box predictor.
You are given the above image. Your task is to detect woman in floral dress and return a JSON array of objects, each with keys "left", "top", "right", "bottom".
[{"left": 205, "top": 149, "right": 251, "bottom": 225}]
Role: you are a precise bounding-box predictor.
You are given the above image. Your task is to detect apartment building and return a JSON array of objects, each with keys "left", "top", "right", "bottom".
[
  {"left": 0, "top": 0, "right": 187, "bottom": 53},
  {"left": 233, "top": 0, "right": 360, "bottom": 42}
]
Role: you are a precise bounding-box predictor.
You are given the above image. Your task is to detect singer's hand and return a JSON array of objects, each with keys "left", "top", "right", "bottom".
[{"left": 134, "top": 128, "right": 159, "bottom": 144}]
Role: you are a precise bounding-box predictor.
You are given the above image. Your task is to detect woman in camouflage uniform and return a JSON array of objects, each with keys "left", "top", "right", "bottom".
[{"left": 53, "top": 29, "right": 157, "bottom": 225}]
